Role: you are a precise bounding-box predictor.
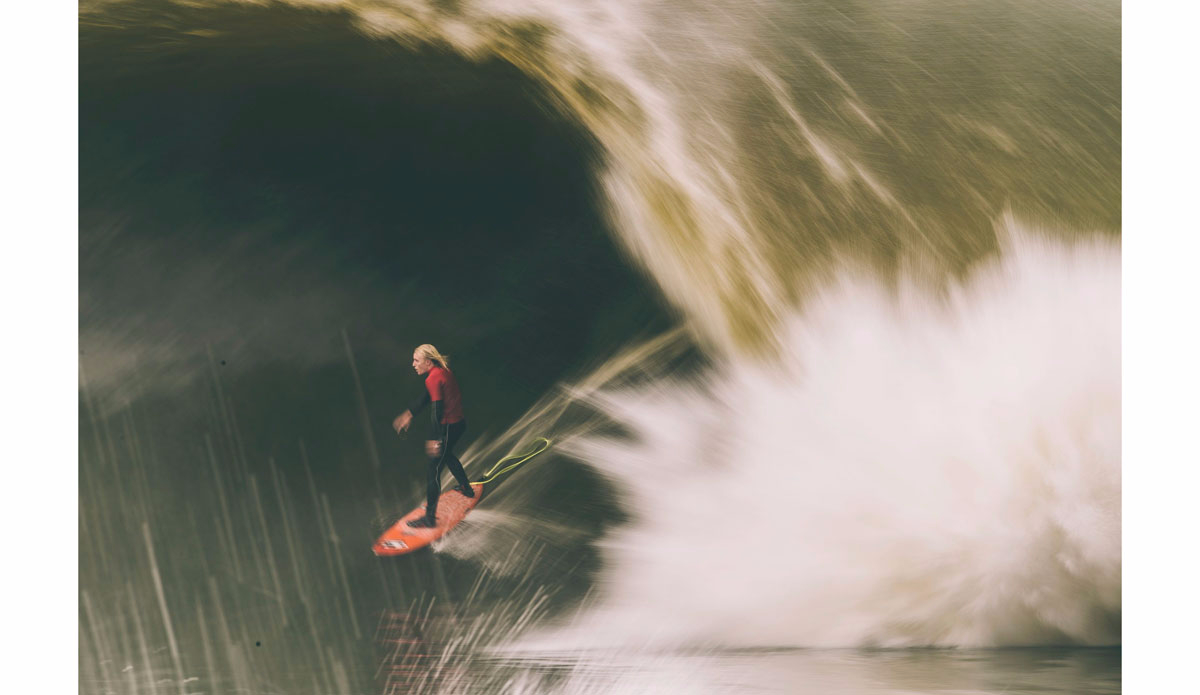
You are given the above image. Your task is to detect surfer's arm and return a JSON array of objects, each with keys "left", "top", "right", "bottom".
[
  {"left": 408, "top": 388, "right": 431, "bottom": 414},
  {"left": 393, "top": 389, "right": 431, "bottom": 433},
  {"left": 423, "top": 371, "right": 447, "bottom": 441},
  {"left": 421, "top": 401, "right": 447, "bottom": 456}
]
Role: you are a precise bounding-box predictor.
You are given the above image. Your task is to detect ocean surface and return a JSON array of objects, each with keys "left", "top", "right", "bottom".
[{"left": 79, "top": 0, "right": 1121, "bottom": 692}]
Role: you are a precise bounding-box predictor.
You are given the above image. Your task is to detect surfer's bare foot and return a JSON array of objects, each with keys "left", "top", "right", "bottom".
[
  {"left": 456, "top": 484, "right": 475, "bottom": 498},
  {"left": 407, "top": 516, "right": 437, "bottom": 529}
]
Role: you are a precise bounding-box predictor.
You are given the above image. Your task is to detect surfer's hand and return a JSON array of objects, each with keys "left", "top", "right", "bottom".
[
  {"left": 425, "top": 440, "right": 442, "bottom": 457},
  {"left": 393, "top": 412, "right": 412, "bottom": 433}
]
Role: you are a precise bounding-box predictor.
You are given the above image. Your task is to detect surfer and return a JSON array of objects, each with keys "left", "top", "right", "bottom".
[{"left": 392, "top": 344, "right": 474, "bottom": 529}]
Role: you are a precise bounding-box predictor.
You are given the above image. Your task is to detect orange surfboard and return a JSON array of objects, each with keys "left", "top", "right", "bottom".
[{"left": 372, "top": 483, "right": 485, "bottom": 556}]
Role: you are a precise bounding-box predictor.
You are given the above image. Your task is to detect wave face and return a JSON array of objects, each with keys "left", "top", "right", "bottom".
[{"left": 554, "top": 227, "right": 1120, "bottom": 648}]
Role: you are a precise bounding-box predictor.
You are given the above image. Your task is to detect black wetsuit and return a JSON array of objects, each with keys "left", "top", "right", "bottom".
[{"left": 408, "top": 367, "right": 471, "bottom": 521}]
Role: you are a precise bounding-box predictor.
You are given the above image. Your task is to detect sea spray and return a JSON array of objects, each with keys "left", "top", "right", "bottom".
[{"left": 539, "top": 228, "right": 1121, "bottom": 648}]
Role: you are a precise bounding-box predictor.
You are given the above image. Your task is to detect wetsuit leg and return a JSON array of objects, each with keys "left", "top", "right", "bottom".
[
  {"left": 424, "top": 420, "right": 468, "bottom": 519},
  {"left": 424, "top": 457, "right": 442, "bottom": 521},
  {"left": 441, "top": 421, "right": 470, "bottom": 489}
]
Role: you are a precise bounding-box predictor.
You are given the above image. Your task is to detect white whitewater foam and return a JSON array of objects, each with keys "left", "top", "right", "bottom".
[{"left": 538, "top": 229, "right": 1121, "bottom": 648}]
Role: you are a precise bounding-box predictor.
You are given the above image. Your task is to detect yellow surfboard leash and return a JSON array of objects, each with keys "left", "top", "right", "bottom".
[{"left": 470, "top": 437, "right": 552, "bottom": 486}]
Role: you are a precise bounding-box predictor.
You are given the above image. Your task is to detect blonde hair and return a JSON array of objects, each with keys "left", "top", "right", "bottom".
[{"left": 415, "top": 344, "right": 450, "bottom": 369}]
